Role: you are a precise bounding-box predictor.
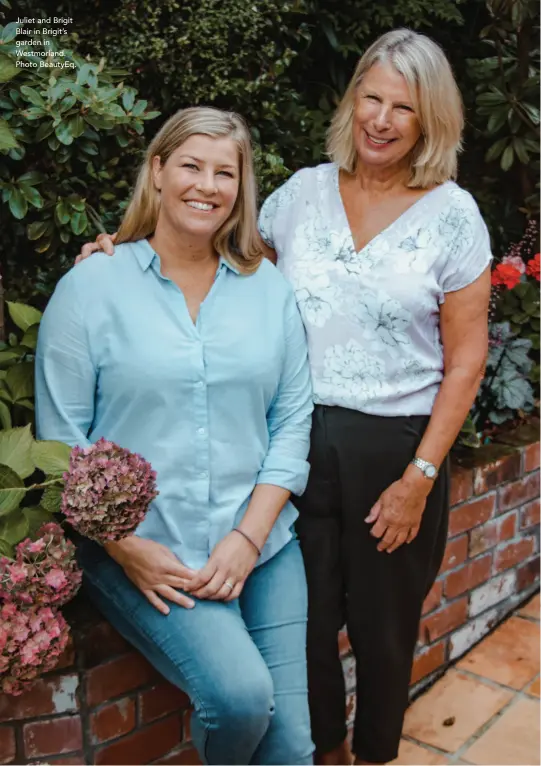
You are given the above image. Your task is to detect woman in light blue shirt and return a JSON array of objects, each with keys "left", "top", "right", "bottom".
[{"left": 35, "top": 107, "right": 314, "bottom": 766}]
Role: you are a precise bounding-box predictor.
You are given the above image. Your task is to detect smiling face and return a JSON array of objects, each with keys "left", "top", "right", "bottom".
[
  {"left": 353, "top": 61, "right": 422, "bottom": 173},
  {"left": 152, "top": 133, "right": 240, "bottom": 241}
]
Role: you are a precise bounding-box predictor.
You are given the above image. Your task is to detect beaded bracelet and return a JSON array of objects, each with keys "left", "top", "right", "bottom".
[{"left": 233, "top": 528, "right": 262, "bottom": 556}]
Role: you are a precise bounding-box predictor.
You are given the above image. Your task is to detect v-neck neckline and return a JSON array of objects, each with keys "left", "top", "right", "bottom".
[{"left": 333, "top": 164, "right": 451, "bottom": 256}]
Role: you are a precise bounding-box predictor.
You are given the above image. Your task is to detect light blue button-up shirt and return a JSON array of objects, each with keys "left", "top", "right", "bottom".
[{"left": 35, "top": 240, "right": 313, "bottom": 569}]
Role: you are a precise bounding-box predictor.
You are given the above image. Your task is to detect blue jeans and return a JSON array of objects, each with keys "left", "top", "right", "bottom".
[{"left": 78, "top": 538, "right": 314, "bottom": 765}]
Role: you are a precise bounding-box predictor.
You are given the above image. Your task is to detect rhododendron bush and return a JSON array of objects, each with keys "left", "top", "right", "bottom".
[{"left": 0, "top": 424, "right": 158, "bottom": 694}]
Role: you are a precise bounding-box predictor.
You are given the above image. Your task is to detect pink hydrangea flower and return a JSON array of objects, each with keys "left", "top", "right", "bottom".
[
  {"left": 0, "top": 602, "right": 70, "bottom": 695},
  {"left": 61, "top": 438, "right": 159, "bottom": 543},
  {"left": 0, "top": 523, "right": 82, "bottom": 607}
]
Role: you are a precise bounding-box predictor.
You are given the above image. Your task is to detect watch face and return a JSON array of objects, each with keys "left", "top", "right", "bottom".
[{"left": 425, "top": 465, "right": 437, "bottom": 479}]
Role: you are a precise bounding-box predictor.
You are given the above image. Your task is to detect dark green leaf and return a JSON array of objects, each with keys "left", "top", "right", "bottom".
[
  {"left": 70, "top": 210, "right": 88, "bottom": 235},
  {"left": 8, "top": 188, "right": 28, "bottom": 219},
  {"left": 20, "top": 85, "right": 46, "bottom": 107},
  {"left": 55, "top": 121, "right": 74, "bottom": 146},
  {"left": 6, "top": 362, "right": 34, "bottom": 404},
  {"left": 0, "top": 509, "right": 29, "bottom": 545},
  {"left": 27, "top": 220, "right": 49, "bottom": 240},
  {"left": 0, "top": 117, "right": 18, "bottom": 152}
]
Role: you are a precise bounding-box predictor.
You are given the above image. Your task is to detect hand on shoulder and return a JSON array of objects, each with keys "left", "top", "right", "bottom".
[{"left": 75, "top": 231, "right": 118, "bottom": 264}]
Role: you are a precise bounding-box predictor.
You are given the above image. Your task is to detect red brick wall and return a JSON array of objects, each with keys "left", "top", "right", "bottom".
[
  {"left": 0, "top": 441, "right": 538, "bottom": 765},
  {"left": 410, "top": 440, "right": 539, "bottom": 690}
]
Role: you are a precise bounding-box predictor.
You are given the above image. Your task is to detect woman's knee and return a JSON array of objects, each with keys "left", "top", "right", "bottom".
[{"left": 201, "top": 667, "right": 275, "bottom": 736}]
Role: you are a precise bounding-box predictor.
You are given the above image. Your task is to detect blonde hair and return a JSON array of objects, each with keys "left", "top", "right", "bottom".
[
  {"left": 327, "top": 29, "right": 464, "bottom": 188},
  {"left": 116, "top": 106, "right": 263, "bottom": 273}
]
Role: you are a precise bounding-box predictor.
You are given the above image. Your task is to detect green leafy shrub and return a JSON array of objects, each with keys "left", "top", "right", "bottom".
[
  {"left": 0, "top": 301, "right": 42, "bottom": 429},
  {"left": 474, "top": 322, "right": 535, "bottom": 427},
  {"left": 0, "top": 424, "right": 70, "bottom": 558},
  {"left": 0, "top": 21, "right": 160, "bottom": 300}
]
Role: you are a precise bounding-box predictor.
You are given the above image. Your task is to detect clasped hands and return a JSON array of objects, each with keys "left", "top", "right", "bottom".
[
  {"left": 106, "top": 531, "right": 259, "bottom": 615},
  {"left": 365, "top": 475, "right": 430, "bottom": 554}
]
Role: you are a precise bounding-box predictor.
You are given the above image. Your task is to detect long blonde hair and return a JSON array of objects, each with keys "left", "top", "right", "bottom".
[
  {"left": 116, "top": 107, "right": 263, "bottom": 273},
  {"left": 327, "top": 29, "right": 464, "bottom": 188}
]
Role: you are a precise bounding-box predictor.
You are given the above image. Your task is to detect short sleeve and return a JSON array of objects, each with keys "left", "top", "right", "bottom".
[
  {"left": 257, "top": 170, "right": 304, "bottom": 250},
  {"left": 439, "top": 197, "right": 493, "bottom": 296}
]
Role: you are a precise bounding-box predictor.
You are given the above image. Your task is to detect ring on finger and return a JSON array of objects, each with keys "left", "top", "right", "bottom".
[{"left": 224, "top": 580, "right": 234, "bottom": 591}]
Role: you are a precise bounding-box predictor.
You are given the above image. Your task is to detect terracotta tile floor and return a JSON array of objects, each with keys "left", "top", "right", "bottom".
[{"left": 394, "top": 592, "right": 540, "bottom": 765}]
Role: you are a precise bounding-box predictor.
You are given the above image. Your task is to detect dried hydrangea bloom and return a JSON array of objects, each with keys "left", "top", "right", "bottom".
[{"left": 61, "top": 438, "right": 158, "bottom": 543}]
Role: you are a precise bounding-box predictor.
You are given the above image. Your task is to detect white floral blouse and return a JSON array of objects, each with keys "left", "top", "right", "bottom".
[{"left": 258, "top": 162, "right": 492, "bottom": 416}]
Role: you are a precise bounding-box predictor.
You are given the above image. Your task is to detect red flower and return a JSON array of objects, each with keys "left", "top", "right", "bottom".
[
  {"left": 526, "top": 253, "right": 540, "bottom": 281},
  {"left": 491, "top": 262, "right": 522, "bottom": 289}
]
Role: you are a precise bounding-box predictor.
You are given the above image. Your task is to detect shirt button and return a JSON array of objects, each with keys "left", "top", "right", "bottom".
[
  {"left": 195, "top": 381, "right": 204, "bottom": 389},
  {"left": 197, "top": 427, "right": 205, "bottom": 435},
  {"left": 200, "top": 471, "right": 208, "bottom": 479}
]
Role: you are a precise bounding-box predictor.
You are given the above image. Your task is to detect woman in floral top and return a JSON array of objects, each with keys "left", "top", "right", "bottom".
[
  {"left": 79, "top": 28, "right": 491, "bottom": 766},
  {"left": 257, "top": 29, "right": 491, "bottom": 765}
]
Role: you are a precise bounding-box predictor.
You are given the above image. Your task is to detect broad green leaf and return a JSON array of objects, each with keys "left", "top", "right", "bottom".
[
  {"left": 0, "top": 349, "right": 21, "bottom": 369},
  {"left": 485, "top": 137, "right": 508, "bottom": 162},
  {"left": 487, "top": 108, "right": 507, "bottom": 134},
  {"left": 27, "top": 220, "right": 49, "bottom": 240},
  {"left": 20, "top": 324, "right": 39, "bottom": 351},
  {"left": 21, "top": 184, "right": 44, "bottom": 209},
  {"left": 512, "top": 138, "right": 529, "bottom": 165},
  {"left": 55, "top": 121, "right": 74, "bottom": 146},
  {"left": 23, "top": 505, "right": 56, "bottom": 537},
  {"left": 122, "top": 88, "right": 135, "bottom": 111},
  {"left": 67, "top": 196, "right": 85, "bottom": 212},
  {"left": 522, "top": 102, "right": 540, "bottom": 125},
  {"left": 55, "top": 199, "right": 71, "bottom": 225},
  {"left": 20, "top": 85, "right": 46, "bottom": 107},
  {"left": 0, "top": 425, "right": 35, "bottom": 478},
  {"left": 0, "top": 509, "right": 29, "bottom": 545},
  {"left": 0, "top": 117, "right": 18, "bottom": 152},
  {"left": 6, "top": 363, "right": 34, "bottom": 403},
  {"left": 0, "top": 539, "right": 14, "bottom": 558},
  {"left": 40, "top": 484, "right": 63, "bottom": 515},
  {"left": 70, "top": 211, "right": 88, "bottom": 235},
  {"left": 35, "top": 121, "right": 54, "bottom": 141},
  {"left": 501, "top": 145, "right": 514, "bottom": 171},
  {"left": 0, "top": 399, "right": 11, "bottom": 430},
  {"left": 0, "top": 22, "right": 18, "bottom": 43},
  {"left": 131, "top": 100, "right": 147, "bottom": 117},
  {"left": 69, "top": 114, "right": 85, "bottom": 138},
  {"left": 32, "top": 440, "right": 72, "bottom": 475},
  {"left": 0, "top": 52, "right": 19, "bottom": 83},
  {"left": 7, "top": 301, "right": 42, "bottom": 332},
  {"left": 0, "top": 462, "right": 25, "bottom": 516},
  {"left": 18, "top": 171, "right": 46, "bottom": 186},
  {"left": 8, "top": 188, "right": 27, "bottom": 219}
]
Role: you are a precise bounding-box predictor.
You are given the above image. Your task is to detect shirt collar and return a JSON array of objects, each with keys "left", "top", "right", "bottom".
[{"left": 132, "top": 238, "right": 240, "bottom": 275}]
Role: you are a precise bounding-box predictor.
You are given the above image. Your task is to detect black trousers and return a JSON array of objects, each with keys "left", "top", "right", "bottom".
[{"left": 294, "top": 405, "right": 449, "bottom": 764}]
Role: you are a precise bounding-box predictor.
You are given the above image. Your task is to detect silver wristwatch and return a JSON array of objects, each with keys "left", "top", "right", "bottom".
[{"left": 411, "top": 457, "right": 438, "bottom": 480}]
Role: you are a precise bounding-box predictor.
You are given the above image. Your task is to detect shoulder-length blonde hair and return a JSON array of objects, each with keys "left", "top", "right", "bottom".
[
  {"left": 116, "top": 106, "right": 263, "bottom": 274},
  {"left": 327, "top": 29, "right": 464, "bottom": 188}
]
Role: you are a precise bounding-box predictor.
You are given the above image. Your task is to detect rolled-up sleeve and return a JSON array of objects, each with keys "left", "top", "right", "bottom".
[
  {"left": 35, "top": 271, "right": 95, "bottom": 448},
  {"left": 256, "top": 289, "right": 313, "bottom": 495}
]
